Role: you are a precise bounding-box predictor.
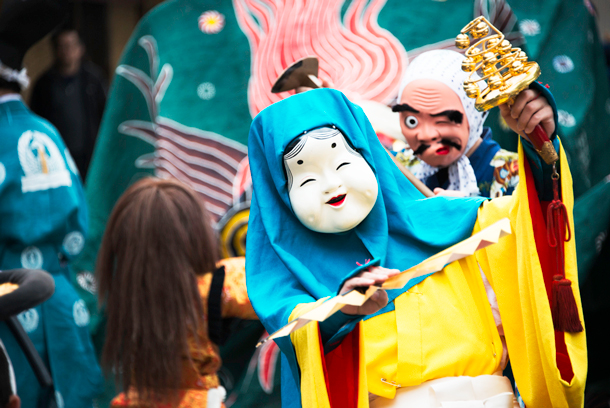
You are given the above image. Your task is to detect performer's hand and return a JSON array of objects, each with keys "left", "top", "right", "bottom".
[
  {"left": 498, "top": 89, "right": 555, "bottom": 141},
  {"left": 295, "top": 78, "right": 333, "bottom": 94},
  {"left": 433, "top": 188, "right": 468, "bottom": 197},
  {"left": 339, "top": 266, "right": 399, "bottom": 315}
]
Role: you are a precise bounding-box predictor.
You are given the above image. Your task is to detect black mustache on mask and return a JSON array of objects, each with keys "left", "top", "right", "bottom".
[{"left": 413, "top": 138, "right": 463, "bottom": 156}]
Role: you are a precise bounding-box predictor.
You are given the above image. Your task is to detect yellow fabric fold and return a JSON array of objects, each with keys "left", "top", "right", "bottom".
[
  {"left": 475, "top": 139, "right": 587, "bottom": 408},
  {"left": 290, "top": 301, "right": 369, "bottom": 408},
  {"left": 364, "top": 256, "right": 503, "bottom": 398}
]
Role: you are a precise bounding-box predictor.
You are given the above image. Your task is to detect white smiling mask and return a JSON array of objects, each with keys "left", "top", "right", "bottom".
[{"left": 284, "top": 127, "right": 379, "bottom": 233}]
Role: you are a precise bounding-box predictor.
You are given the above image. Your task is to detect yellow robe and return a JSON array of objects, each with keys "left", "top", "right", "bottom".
[{"left": 291, "top": 140, "right": 586, "bottom": 408}]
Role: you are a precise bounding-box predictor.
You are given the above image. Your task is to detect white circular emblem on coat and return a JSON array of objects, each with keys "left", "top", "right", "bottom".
[
  {"left": 18, "top": 130, "right": 72, "bottom": 193},
  {"left": 55, "top": 390, "right": 65, "bottom": 408},
  {"left": 64, "top": 148, "right": 79, "bottom": 175},
  {"left": 17, "top": 309, "right": 39, "bottom": 333},
  {"left": 0, "top": 162, "right": 5, "bottom": 186},
  {"left": 76, "top": 272, "right": 98, "bottom": 294},
  {"left": 63, "top": 231, "right": 85, "bottom": 256},
  {"left": 73, "top": 299, "right": 90, "bottom": 327},
  {"left": 21, "top": 246, "right": 43, "bottom": 269}
]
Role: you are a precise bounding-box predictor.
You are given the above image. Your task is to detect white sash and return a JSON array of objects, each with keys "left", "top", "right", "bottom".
[{"left": 370, "top": 374, "right": 519, "bottom": 408}]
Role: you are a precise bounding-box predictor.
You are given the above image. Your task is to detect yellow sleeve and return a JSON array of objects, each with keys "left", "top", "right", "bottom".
[{"left": 475, "top": 139, "right": 586, "bottom": 408}]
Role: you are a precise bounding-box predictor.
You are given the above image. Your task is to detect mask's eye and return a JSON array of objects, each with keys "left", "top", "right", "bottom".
[
  {"left": 300, "top": 178, "right": 315, "bottom": 187},
  {"left": 336, "top": 162, "right": 350, "bottom": 170},
  {"left": 404, "top": 116, "right": 418, "bottom": 129}
]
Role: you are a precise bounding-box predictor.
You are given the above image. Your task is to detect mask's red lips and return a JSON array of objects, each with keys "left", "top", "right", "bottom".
[
  {"left": 326, "top": 194, "right": 346, "bottom": 207},
  {"left": 436, "top": 146, "right": 450, "bottom": 155}
]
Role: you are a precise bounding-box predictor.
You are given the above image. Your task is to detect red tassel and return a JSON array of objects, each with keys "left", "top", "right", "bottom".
[
  {"left": 551, "top": 275, "right": 583, "bottom": 332},
  {"left": 546, "top": 167, "right": 583, "bottom": 333}
]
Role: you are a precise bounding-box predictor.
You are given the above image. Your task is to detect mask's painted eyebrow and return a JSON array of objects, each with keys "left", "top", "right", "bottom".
[
  {"left": 430, "top": 110, "right": 463, "bottom": 124},
  {"left": 392, "top": 103, "right": 420, "bottom": 113}
]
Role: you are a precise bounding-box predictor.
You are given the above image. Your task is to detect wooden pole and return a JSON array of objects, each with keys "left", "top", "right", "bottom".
[{"left": 386, "top": 149, "right": 434, "bottom": 197}]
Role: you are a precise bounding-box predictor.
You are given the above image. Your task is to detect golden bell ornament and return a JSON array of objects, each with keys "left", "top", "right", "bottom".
[
  {"left": 455, "top": 34, "right": 470, "bottom": 49},
  {"left": 482, "top": 64, "right": 495, "bottom": 77},
  {"left": 488, "top": 74, "right": 504, "bottom": 90},
  {"left": 486, "top": 37, "right": 500, "bottom": 50},
  {"left": 483, "top": 52, "right": 497, "bottom": 65},
  {"left": 457, "top": 16, "right": 543, "bottom": 120},
  {"left": 497, "top": 40, "right": 511, "bottom": 55},
  {"left": 471, "top": 21, "right": 489, "bottom": 39},
  {"left": 463, "top": 82, "right": 479, "bottom": 98},
  {"left": 461, "top": 57, "right": 477, "bottom": 73},
  {"left": 510, "top": 60, "right": 524, "bottom": 74},
  {"left": 469, "top": 47, "right": 483, "bottom": 63}
]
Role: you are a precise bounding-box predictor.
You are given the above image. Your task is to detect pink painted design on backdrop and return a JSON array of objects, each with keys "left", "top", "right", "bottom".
[{"left": 233, "top": 0, "right": 408, "bottom": 117}]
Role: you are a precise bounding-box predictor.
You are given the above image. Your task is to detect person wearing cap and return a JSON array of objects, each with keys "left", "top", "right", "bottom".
[
  {"left": 392, "top": 50, "right": 557, "bottom": 199},
  {"left": 0, "top": 1, "right": 103, "bottom": 407}
]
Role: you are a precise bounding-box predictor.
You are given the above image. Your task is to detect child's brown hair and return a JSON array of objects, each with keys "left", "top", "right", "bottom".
[{"left": 97, "top": 177, "right": 218, "bottom": 403}]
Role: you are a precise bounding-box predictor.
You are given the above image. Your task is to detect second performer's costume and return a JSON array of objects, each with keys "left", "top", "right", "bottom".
[
  {"left": 246, "top": 88, "right": 586, "bottom": 408},
  {"left": 392, "top": 50, "right": 558, "bottom": 199}
]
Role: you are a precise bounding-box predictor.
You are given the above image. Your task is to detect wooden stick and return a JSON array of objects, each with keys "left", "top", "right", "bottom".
[{"left": 385, "top": 149, "right": 434, "bottom": 197}]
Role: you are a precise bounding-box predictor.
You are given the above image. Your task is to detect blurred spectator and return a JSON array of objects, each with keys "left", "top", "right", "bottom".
[
  {"left": 30, "top": 27, "right": 107, "bottom": 180},
  {"left": 0, "top": 1, "right": 104, "bottom": 407}
]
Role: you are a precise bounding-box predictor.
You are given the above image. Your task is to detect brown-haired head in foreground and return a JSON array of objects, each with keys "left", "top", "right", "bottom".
[{"left": 96, "top": 177, "right": 219, "bottom": 404}]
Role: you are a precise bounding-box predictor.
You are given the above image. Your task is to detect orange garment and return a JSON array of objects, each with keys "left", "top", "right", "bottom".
[{"left": 111, "top": 257, "right": 257, "bottom": 408}]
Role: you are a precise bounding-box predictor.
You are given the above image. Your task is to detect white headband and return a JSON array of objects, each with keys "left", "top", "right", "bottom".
[{"left": 0, "top": 60, "right": 29, "bottom": 89}]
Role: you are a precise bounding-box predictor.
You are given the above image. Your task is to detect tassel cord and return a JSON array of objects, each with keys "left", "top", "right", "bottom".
[{"left": 545, "top": 165, "right": 582, "bottom": 332}]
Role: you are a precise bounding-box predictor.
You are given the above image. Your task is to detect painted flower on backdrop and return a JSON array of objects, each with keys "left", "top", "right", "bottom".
[
  {"left": 199, "top": 11, "right": 225, "bottom": 34},
  {"left": 197, "top": 82, "right": 216, "bottom": 100},
  {"left": 519, "top": 19, "right": 540, "bottom": 36}
]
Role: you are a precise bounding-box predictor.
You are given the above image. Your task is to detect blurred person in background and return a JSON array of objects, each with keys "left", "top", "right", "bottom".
[
  {"left": 30, "top": 27, "right": 107, "bottom": 180},
  {"left": 0, "top": 0, "right": 103, "bottom": 407}
]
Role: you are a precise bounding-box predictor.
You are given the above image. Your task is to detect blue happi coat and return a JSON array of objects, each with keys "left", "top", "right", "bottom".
[{"left": 0, "top": 95, "right": 103, "bottom": 408}]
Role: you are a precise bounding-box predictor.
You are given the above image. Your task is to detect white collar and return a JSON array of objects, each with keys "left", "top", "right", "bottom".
[{"left": 0, "top": 94, "right": 22, "bottom": 104}]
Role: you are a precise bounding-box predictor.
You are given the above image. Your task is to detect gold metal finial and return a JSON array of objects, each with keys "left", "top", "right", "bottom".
[
  {"left": 456, "top": 16, "right": 541, "bottom": 111},
  {"left": 455, "top": 34, "right": 470, "bottom": 49}
]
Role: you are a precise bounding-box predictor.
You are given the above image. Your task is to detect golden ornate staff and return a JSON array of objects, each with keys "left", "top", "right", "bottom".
[
  {"left": 455, "top": 16, "right": 558, "bottom": 165},
  {"left": 456, "top": 17, "right": 582, "bottom": 333}
]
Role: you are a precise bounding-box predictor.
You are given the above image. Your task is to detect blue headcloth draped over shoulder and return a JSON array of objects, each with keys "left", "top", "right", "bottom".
[{"left": 246, "top": 88, "right": 485, "bottom": 406}]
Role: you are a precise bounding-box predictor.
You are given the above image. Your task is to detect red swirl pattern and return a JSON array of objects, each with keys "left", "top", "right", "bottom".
[{"left": 233, "top": 0, "right": 408, "bottom": 117}]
